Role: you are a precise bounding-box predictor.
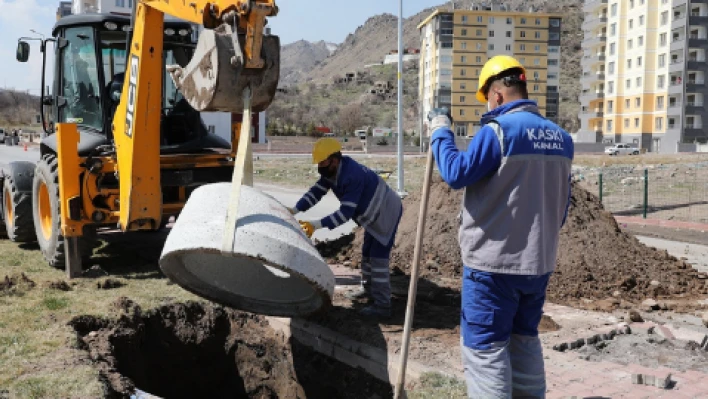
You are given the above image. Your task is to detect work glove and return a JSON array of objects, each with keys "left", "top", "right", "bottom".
[
  {"left": 286, "top": 206, "right": 298, "bottom": 215},
  {"left": 299, "top": 220, "right": 322, "bottom": 238},
  {"left": 427, "top": 108, "right": 453, "bottom": 136}
]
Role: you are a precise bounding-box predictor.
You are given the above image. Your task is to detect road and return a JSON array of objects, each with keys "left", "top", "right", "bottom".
[
  {"left": 0, "top": 145, "right": 354, "bottom": 241},
  {"left": 636, "top": 235, "right": 708, "bottom": 273}
]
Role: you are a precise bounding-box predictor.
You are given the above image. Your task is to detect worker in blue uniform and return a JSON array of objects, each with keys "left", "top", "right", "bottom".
[
  {"left": 291, "top": 138, "right": 403, "bottom": 319},
  {"left": 428, "top": 55, "right": 574, "bottom": 398}
]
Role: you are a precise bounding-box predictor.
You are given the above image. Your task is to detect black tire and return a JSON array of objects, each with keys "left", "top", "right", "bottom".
[
  {"left": 32, "top": 155, "right": 95, "bottom": 269},
  {"left": 3, "top": 172, "right": 36, "bottom": 242}
]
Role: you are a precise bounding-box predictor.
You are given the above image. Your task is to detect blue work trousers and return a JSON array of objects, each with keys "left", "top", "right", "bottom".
[
  {"left": 360, "top": 210, "right": 401, "bottom": 308},
  {"left": 461, "top": 267, "right": 551, "bottom": 399}
]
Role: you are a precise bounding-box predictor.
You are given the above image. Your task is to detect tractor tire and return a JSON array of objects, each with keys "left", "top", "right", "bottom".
[
  {"left": 3, "top": 171, "right": 36, "bottom": 242},
  {"left": 32, "top": 155, "right": 95, "bottom": 269}
]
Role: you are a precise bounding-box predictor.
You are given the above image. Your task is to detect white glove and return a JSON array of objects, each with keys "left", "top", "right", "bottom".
[
  {"left": 430, "top": 115, "right": 452, "bottom": 133},
  {"left": 286, "top": 207, "right": 298, "bottom": 215}
]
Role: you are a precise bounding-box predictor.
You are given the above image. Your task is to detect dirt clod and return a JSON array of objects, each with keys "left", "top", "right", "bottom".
[
  {"left": 46, "top": 280, "right": 72, "bottom": 291},
  {"left": 628, "top": 310, "right": 644, "bottom": 322},
  {"left": 539, "top": 315, "right": 561, "bottom": 332},
  {"left": 97, "top": 278, "right": 125, "bottom": 290},
  {"left": 0, "top": 273, "right": 36, "bottom": 295},
  {"left": 69, "top": 301, "right": 391, "bottom": 398},
  {"left": 318, "top": 179, "right": 708, "bottom": 311}
]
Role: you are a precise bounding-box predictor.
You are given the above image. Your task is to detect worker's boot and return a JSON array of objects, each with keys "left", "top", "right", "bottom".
[{"left": 359, "top": 305, "right": 391, "bottom": 319}]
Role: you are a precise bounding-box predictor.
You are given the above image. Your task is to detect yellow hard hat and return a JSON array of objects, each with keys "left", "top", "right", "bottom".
[
  {"left": 476, "top": 55, "right": 527, "bottom": 103},
  {"left": 312, "top": 137, "right": 342, "bottom": 164}
]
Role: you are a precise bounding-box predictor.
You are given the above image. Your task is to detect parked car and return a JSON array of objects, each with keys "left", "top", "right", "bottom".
[
  {"left": 0, "top": 128, "right": 5, "bottom": 143},
  {"left": 605, "top": 143, "right": 640, "bottom": 156}
]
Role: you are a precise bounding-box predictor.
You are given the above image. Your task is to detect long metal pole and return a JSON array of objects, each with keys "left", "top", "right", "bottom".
[{"left": 397, "top": 0, "right": 405, "bottom": 195}]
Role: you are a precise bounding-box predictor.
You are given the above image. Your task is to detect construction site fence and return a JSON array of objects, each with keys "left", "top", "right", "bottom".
[{"left": 575, "top": 163, "right": 708, "bottom": 223}]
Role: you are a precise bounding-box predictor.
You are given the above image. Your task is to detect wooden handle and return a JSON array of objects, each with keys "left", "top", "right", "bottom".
[
  {"left": 221, "top": 87, "right": 254, "bottom": 254},
  {"left": 394, "top": 146, "right": 435, "bottom": 398}
]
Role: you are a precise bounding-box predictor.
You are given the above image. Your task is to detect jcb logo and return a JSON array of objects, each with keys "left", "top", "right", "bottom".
[{"left": 125, "top": 55, "right": 139, "bottom": 138}]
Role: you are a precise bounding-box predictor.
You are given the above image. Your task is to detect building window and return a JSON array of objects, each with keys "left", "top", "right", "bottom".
[
  {"left": 627, "top": 59, "right": 632, "bottom": 69},
  {"left": 461, "top": 42, "right": 467, "bottom": 49},
  {"left": 625, "top": 119, "right": 630, "bottom": 128},
  {"left": 476, "top": 69, "right": 480, "bottom": 76},
  {"left": 659, "top": 33, "right": 667, "bottom": 46},
  {"left": 521, "top": 18, "right": 527, "bottom": 24},
  {"left": 610, "top": 23, "right": 616, "bottom": 36},
  {"left": 462, "top": 16, "right": 468, "bottom": 23},
  {"left": 461, "top": 29, "right": 468, "bottom": 36},
  {"left": 534, "top": 45, "right": 540, "bottom": 51},
  {"left": 475, "top": 56, "right": 481, "bottom": 62},
  {"left": 548, "top": 85, "right": 558, "bottom": 92},
  {"left": 441, "top": 42, "right": 453, "bottom": 48},
  {"left": 548, "top": 59, "right": 558, "bottom": 66},
  {"left": 476, "top": 43, "right": 483, "bottom": 50},
  {"left": 460, "top": 82, "right": 466, "bottom": 89},
  {"left": 550, "top": 32, "right": 559, "bottom": 40},
  {"left": 639, "top": 15, "right": 644, "bottom": 25},
  {"left": 506, "top": 17, "right": 512, "bottom": 24},
  {"left": 461, "top": 69, "right": 466, "bottom": 76},
  {"left": 533, "top": 84, "right": 540, "bottom": 91},
  {"left": 658, "top": 54, "right": 666, "bottom": 67},
  {"left": 461, "top": 55, "right": 467, "bottom": 63},
  {"left": 629, "top": 19, "right": 633, "bottom": 29},
  {"left": 535, "top": 18, "right": 541, "bottom": 25},
  {"left": 534, "top": 58, "right": 540, "bottom": 65},
  {"left": 489, "top": 30, "right": 495, "bottom": 37},
  {"left": 636, "top": 77, "right": 642, "bottom": 87},
  {"left": 520, "top": 44, "right": 526, "bottom": 51},
  {"left": 506, "top": 31, "right": 512, "bottom": 37},
  {"left": 626, "top": 79, "right": 631, "bottom": 89},
  {"left": 475, "top": 29, "right": 482, "bottom": 36},
  {"left": 460, "top": 96, "right": 466, "bottom": 102},
  {"left": 607, "top": 120, "right": 613, "bottom": 131},
  {"left": 548, "top": 73, "right": 558, "bottom": 79},
  {"left": 116, "top": 0, "right": 124, "bottom": 6},
  {"left": 459, "top": 109, "right": 465, "bottom": 116},
  {"left": 636, "top": 98, "right": 641, "bottom": 107},
  {"left": 489, "top": 17, "right": 495, "bottom": 23},
  {"left": 608, "top": 62, "right": 615, "bottom": 74},
  {"left": 655, "top": 117, "right": 663, "bottom": 130},
  {"left": 534, "top": 31, "right": 541, "bottom": 39},
  {"left": 608, "top": 81, "right": 614, "bottom": 94},
  {"left": 549, "top": 46, "right": 559, "bottom": 53},
  {"left": 477, "top": 16, "right": 483, "bottom": 23},
  {"left": 661, "top": 11, "right": 668, "bottom": 25},
  {"left": 628, "top": 39, "right": 633, "bottom": 49},
  {"left": 520, "top": 31, "right": 526, "bottom": 38},
  {"left": 638, "top": 36, "right": 644, "bottom": 46},
  {"left": 630, "top": 0, "right": 634, "bottom": 8},
  {"left": 637, "top": 56, "right": 642, "bottom": 66},
  {"left": 505, "top": 44, "right": 512, "bottom": 51},
  {"left": 455, "top": 125, "right": 467, "bottom": 137},
  {"left": 440, "top": 69, "right": 451, "bottom": 75},
  {"left": 657, "top": 96, "right": 664, "bottom": 109},
  {"left": 533, "top": 71, "right": 540, "bottom": 80},
  {"left": 607, "top": 100, "right": 614, "bottom": 112},
  {"left": 488, "top": 44, "right": 495, "bottom": 50},
  {"left": 625, "top": 99, "right": 630, "bottom": 108},
  {"left": 550, "top": 19, "right": 560, "bottom": 27},
  {"left": 635, "top": 118, "right": 640, "bottom": 127},
  {"left": 610, "top": 43, "right": 616, "bottom": 55},
  {"left": 611, "top": 3, "right": 617, "bottom": 16}
]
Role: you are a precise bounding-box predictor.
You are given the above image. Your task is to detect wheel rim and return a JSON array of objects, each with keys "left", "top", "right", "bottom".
[
  {"left": 38, "top": 181, "right": 53, "bottom": 241},
  {"left": 4, "top": 187, "right": 12, "bottom": 229}
]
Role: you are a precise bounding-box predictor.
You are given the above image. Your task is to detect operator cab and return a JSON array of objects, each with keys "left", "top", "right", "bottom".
[{"left": 18, "top": 14, "right": 229, "bottom": 157}]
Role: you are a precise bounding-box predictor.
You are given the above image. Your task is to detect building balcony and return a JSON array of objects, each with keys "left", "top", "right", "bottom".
[
  {"left": 691, "top": 0, "right": 708, "bottom": 3},
  {"left": 584, "top": 34, "right": 607, "bottom": 48},
  {"left": 581, "top": 53, "right": 606, "bottom": 66},
  {"left": 685, "top": 102, "right": 705, "bottom": 114},
  {"left": 668, "top": 82, "right": 684, "bottom": 94},
  {"left": 689, "top": 15, "right": 708, "bottom": 26},
  {"left": 581, "top": 109, "right": 605, "bottom": 118},
  {"left": 582, "top": 16, "right": 608, "bottom": 30},
  {"left": 688, "top": 37, "right": 708, "bottom": 49},
  {"left": 686, "top": 79, "right": 707, "bottom": 91},
  {"left": 579, "top": 91, "right": 604, "bottom": 103},
  {"left": 687, "top": 59, "right": 708, "bottom": 70},
  {"left": 669, "top": 58, "right": 686, "bottom": 72},
  {"left": 583, "top": 0, "right": 607, "bottom": 13},
  {"left": 580, "top": 72, "right": 604, "bottom": 85},
  {"left": 670, "top": 38, "right": 686, "bottom": 52}
]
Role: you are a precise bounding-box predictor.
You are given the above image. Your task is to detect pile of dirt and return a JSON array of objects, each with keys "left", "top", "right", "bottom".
[
  {"left": 46, "top": 280, "right": 72, "bottom": 291},
  {"left": 318, "top": 178, "right": 708, "bottom": 309},
  {"left": 0, "top": 273, "right": 36, "bottom": 295},
  {"left": 69, "top": 301, "right": 391, "bottom": 398},
  {"left": 96, "top": 278, "right": 124, "bottom": 290}
]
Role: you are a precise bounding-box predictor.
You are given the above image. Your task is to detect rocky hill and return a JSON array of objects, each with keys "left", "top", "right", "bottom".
[
  {"left": 0, "top": 89, "right": 40, "bottom": 128},
  {"left": 280, "top": 40, "right": 338, "bottom": 86},
  {"left": 276, "top": 0, "right": 584, "bottom": 132}
]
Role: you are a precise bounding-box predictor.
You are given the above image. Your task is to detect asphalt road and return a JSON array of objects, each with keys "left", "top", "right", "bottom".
[{"left": 0, "top": 145, "right": 354, "bottom": 241}]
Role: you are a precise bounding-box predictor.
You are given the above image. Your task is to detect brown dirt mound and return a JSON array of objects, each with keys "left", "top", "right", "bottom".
[
  {"left": 69, "top": 301, "right": 391, "bottom": 398},
  {"left": 96, "top": 278, "right": 125, "bottom": 290},
  {"left": 46, "top": 280, "right": 72, "bottom": 291},
  {"left": 0, "top": 273, "right": 36, "bottom": 295},
  {"left": 317, "top": 178, "right": 708, "bottom": 309}
]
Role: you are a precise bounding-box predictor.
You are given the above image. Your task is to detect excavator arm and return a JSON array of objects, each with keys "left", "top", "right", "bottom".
[{"left": 110, "top": 0, "right": 279, "bottom": 232}]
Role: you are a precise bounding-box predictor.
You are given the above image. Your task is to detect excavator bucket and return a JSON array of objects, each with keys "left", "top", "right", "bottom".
[{"left": 168, "top": 23, "right": 280, "bottom": 113}]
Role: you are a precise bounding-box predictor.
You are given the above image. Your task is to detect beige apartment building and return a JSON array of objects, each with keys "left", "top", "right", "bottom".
[
  {"left": 578, "top": 0, "right": 708, "bottom": 153},
  {"left": 418, "top": 3, "right": 562, "bottom": 137}
]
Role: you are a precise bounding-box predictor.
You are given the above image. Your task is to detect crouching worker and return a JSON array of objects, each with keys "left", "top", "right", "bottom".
[
  {"left": 290, "top": 138, "right": 402, "bottom": 319},
  {"left": 428, "top": 55, "right": 574, "bottom": 398}
]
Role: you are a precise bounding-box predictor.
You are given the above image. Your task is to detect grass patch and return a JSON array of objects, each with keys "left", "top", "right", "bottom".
[
  {"left": 42, "top": 296, "right": 69, "bottom": 311},
  {"left": 408, "top": 372, "right": 467, "bottom": 399}
]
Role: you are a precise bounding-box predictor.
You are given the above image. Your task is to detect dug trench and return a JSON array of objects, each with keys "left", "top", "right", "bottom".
[{"left": 70, "top": 299, "right": 391, "bottom": 399}]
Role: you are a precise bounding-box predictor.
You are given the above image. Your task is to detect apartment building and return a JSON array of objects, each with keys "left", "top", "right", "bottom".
[
  {"left": 578, "top": 0, "right": 708, "bottom": 153},
  {"left": 57, "top": 1, "right": 72, "bottom": 20},
  {"left": 418, "top": 4, "right": 562, "bottom": 137}
]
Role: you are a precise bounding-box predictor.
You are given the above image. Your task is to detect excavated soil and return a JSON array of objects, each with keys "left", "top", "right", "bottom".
[
  {"left": 317, "top": 178, "right": 708, "bottom": 311},
  {"left": 0, "top": 272, "right": 36, "bottom": 295},
  {"left": 69, "top": 299, "right": 391, "bottom": 399}
]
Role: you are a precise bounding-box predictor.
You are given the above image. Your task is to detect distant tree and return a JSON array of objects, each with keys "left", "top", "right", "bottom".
[{"left": 337, "top": 102, "right": 363, "bottom": 135}]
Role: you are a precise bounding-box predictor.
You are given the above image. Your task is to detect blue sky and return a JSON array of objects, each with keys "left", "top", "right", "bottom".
[{"left": 0, "top": 0, "right": 443, "bottom": 91}]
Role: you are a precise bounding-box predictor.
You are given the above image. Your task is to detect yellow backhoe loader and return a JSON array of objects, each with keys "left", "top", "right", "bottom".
[{"left": 2, "top": 0, "right": 280, "bottom": 276}]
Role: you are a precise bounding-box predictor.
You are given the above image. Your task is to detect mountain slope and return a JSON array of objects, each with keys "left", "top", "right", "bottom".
[{"left": 280, "top": 40, "right": 338, "bottom": 86}]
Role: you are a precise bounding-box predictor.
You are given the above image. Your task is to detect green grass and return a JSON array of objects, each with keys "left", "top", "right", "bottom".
[{"left": 408, "top": 372, "right": 467, "bottom": 399}]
